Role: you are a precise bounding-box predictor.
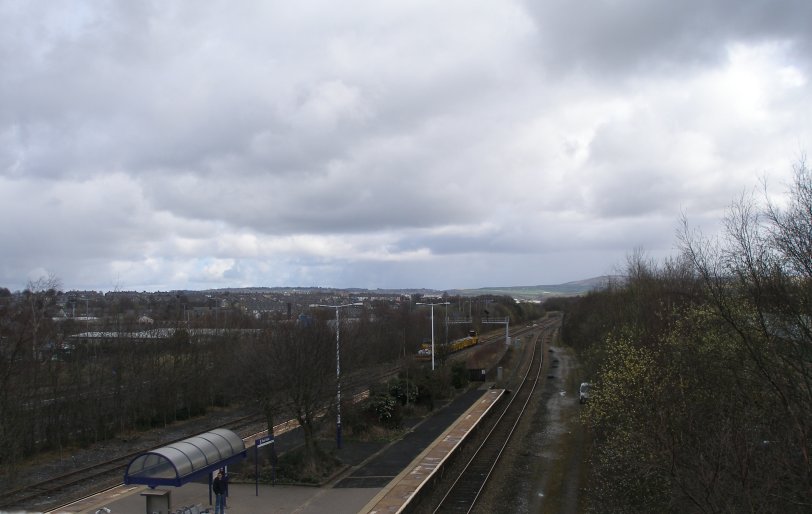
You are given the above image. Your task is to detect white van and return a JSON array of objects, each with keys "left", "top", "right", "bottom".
[{"left": 579, "top": 382, "right": 591, "bottom": 404}]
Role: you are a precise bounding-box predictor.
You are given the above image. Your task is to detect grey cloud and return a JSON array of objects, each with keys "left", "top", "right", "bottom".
[
  {"left": 0, "top": 1, "right": 808, "bottom": 292},
  {"left": 522, "top": 0, "right": 812, "bottom": 76},
  {"left": 2, "top": 0, "right": 522, "bottom": 185}
]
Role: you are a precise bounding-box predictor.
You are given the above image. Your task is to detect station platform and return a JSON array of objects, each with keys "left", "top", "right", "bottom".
[
  {"left": 40, "top": 387, "right": 502, "bottom": 514},
  {"left": 40, "top": 481, "right": 379, "bottom": 514},
  {"left": 360, "top": 388, "right": 503, "bottom": 513}
]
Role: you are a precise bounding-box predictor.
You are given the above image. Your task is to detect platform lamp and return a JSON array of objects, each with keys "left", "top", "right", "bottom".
[
  {"left": 310, "top": 302, "right": 363, "bottom": 449},
  {"left": 415, "top": 301, "right": 450, "bottom": 371}
]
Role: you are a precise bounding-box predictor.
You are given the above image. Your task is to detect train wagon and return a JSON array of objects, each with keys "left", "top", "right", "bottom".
[{"left": 416, "top": 330, "right": 479, "bottom": 361}]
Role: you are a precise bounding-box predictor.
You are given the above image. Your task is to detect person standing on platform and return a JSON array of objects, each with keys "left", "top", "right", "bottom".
[
  {"left": 212, "top": 469, "right": 225, "bottom": 514},
  {"left": 222, "top": 468, "right": 229, "bottom": 508}
]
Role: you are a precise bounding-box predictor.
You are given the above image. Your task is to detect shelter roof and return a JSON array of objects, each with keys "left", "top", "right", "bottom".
[{"left": 124, "top": 429, "right": 246, "bottom": 487}]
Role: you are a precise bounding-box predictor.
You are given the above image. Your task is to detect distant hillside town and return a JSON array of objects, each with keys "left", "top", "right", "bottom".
[{"left": 0, "top": 277, "right": 611, "bottom": 329}]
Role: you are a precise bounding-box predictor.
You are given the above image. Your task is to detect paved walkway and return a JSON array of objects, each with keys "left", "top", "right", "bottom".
[
  {"left": 61, "top": 481, "right": 378, "bottom": 514},
  {"left": 361, "top": 389, "right": 504, "bottom": 513},
  {"left": 336, "top": 388, "right": 486, "bottom": 489}
]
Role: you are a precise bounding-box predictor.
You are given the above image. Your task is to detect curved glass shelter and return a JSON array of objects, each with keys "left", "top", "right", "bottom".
[{"left": 124, "top": 428, "right": 247, "bottom": 487}]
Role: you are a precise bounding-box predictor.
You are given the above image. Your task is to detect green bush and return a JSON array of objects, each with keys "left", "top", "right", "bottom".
[
  {"left": 388, "top": 378, "right": 418, "bottom": 405},
  {"left": 368, "top": 392, "right": 402, "bottom": 428}
]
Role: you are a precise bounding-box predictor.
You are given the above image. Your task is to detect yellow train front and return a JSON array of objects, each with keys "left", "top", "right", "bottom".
[{"left": 416, "top": 330, "right": 478, "bottom": 361}]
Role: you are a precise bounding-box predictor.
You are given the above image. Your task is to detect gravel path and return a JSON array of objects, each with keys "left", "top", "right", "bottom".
[{"left": 478, "top": 339, "right": 590, "bottom": 514}]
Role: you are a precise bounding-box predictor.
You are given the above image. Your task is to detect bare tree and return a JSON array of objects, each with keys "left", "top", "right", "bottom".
[
  {"left": 262, "top": 321, "right": 335, "bottom": 471},
  {"left": 0, "top": 275, "right": 61, "bottom": 477},
  {"left": 238, "top": 328, "right": 282, "bottom": 457},
  {"left": 25, "top": 273, "right": 61, "bottom": 359},
  {"left": 679, "top": 165, "right": 812, "bottom": 509}
]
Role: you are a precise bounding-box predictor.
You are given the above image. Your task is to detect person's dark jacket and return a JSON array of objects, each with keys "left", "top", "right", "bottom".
[{"left": 212, "top": 476, "right": 223, "bottom": 495}]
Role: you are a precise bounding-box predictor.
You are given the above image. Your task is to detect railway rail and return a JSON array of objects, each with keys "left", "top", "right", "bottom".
[
  {"left": 0, "top": 412, "right": 266, "bottom": 511},
  {"left": 428, "top": 324, "right": 546, "bottom": 513},
  {"left": 3, "top": 318, "right": 553, "bottom": 512},
  {"left": 2, "top": 365, "right": 401, "bottom": 512}
]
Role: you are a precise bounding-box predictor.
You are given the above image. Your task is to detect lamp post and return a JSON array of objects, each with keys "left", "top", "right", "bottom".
[
  {"left": 310, "top": 302, "right": 363, "bottom": 449},
  {"left": 415, "top": 301, "right": 450, "bottom": 370}
]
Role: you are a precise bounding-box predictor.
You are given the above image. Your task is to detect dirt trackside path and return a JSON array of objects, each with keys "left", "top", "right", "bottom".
[
  {"left": 527, "top": 344, "right": 589, "bottom": 513},
  {"left": 475, "top": 338, "right": 590, "bottom": 514}
]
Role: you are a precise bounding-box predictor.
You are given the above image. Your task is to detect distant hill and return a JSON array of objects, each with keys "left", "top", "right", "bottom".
[
  {"left": 203, "top": 276, "right": 619, "bottom": 300},
  {"left": 448, "top": 276, "right": 619, "bottom": 301}
]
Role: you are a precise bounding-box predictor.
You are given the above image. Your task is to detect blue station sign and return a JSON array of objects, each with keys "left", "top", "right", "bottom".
[{"left": 256, "top": 435, "right": 274, "bottom": 448}]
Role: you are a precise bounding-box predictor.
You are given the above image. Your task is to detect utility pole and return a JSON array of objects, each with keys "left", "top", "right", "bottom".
[
  {"left": 310, "top": 302, "right": 363, "bottom": 449},
  {"left": 416, "top": 302, "right": 450, "bottom": 370}
]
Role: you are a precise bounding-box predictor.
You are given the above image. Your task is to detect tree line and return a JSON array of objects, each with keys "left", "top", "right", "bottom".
[
  {"left": 561, "top": 164, "right": 812, "bottom": 512},
  {"left": 0, "top": 287, "right": 542, "bottom": 482}
]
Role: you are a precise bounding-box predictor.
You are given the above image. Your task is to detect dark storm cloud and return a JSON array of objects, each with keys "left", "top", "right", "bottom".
[{"left": 522, "top": 0, "right": 812, "bottom": 75}]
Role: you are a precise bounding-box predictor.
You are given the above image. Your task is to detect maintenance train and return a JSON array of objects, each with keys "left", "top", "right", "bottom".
[{"left": 416, "top": 330, "right": 479, "bottom": 361}]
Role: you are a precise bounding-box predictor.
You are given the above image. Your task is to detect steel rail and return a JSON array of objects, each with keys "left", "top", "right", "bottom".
[
  {"left": 0, "top": 411, "right": 265, "bottom": 511},
  {"left": 14, "top": 318, "right": 552, "bottom": 512},
  {"left": 431, "top": 328, "right": 545, "bottom": 513},
  {"left": 23, "top": 365, "right": 400, "bottom": 512}
]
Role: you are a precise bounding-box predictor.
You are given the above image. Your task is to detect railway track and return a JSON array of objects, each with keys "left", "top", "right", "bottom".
[
  {"left": 429, "top": 324, "right": 546, "bottom": 513},
  {"left": 0, "top": 412, "right": 266, "bottom": 511},
  {"left": 3, "top": 319, "right": 553, "bottom": 512},
  {"left": 2, "top": 365, "right": 401, "bottom": 512}
]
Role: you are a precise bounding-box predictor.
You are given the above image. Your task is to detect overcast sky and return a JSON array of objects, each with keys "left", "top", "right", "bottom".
[{"left": 2, "top": 1, "right": 811, "bottom": 292}]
